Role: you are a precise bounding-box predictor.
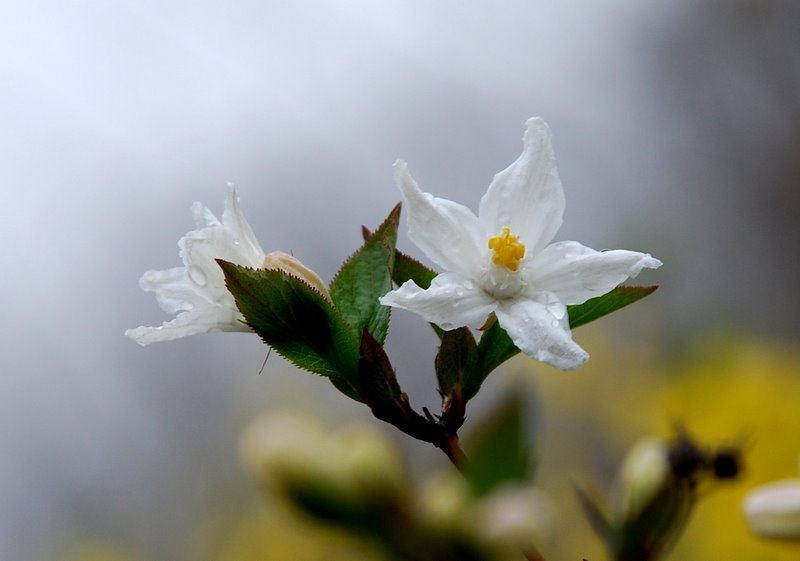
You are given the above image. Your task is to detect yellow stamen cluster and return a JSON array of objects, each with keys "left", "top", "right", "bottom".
[{"left": 488, "top": 226, "right": 525, "bottom": 271}]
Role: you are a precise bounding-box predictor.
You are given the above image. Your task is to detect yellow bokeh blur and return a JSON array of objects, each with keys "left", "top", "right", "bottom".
[
  {"left": 523, "top": 327, "right": 800, "bottom": 561},
  {"left": 210, "top": 505, "right": 385, "bottom": 561}
]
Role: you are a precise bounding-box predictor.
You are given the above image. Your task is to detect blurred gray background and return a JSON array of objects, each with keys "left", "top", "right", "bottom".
[{"left": 2, "top": 1, "right": 798, "bottom": 559}]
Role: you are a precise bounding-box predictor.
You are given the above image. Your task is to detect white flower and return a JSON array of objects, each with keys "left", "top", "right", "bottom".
[
  {"left": 126, "top": 185, "right": 266, "bottom": 345},
  {"left": 744, "top": 479, "right": 800, "bottom": 540},
  {"left": 379, "top": 117, "right": 662, "bottom": 370},
  {"left": 612, "top": 437, "right": 671, "bottom": 523}
]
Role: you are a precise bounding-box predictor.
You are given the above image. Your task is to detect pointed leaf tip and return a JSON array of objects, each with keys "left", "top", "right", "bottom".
[
  {"left": 330, "top": 206, "right": 400, "bottom": 345},
  {"left": 567, "top": 285, "right": 659, "bottom": 329}
]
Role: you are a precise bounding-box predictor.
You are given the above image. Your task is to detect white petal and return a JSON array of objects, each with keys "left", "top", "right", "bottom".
[
  {"left": 128, "top": 186, "right": 263, "bottom": 344},
  {"left": 393, "top": 161, "right": 486, "bottom": 278},
  {"left": 379, "top": 273, "right": 497, "bottom": 330},
  {"left": 139, "top": 266, "right": 201, "bottom": 315},
  {"left": 180, "top": 234, "right": 242, "bottom": 303},
  {"left": 495, "top": 298, "right": 588, "bottom": 370},
  {"left": 479, "top": 118, "right": 565, "bottom": 254},
  {"left": 527, "top": 241, "right": 662, "bottom": 305},
  {"left": 132, "top": 263, "right": 247, "bottom": 345},
  {"left": 125, "top": 303, "right": 250, "bottom": 346},
  {"left": 221, "top": 183, "right": 266, "bottom": 264},
  {"left": 191, "top": 201, "right": 222, "bottom": 228}
]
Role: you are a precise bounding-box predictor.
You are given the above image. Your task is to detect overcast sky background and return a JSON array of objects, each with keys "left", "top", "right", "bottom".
[{"left": 2, "top": 1, "right": 799, "bottom": 560}]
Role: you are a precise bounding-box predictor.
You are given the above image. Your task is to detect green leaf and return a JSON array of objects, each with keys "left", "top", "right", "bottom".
[
  {"left": 435, "top": 327, "right": 478, "bottom": 397},
  {"left": 574, "top": 484, "right": 615, "bottom": 549},
  {"left": 361, "top": 225, "right": 438, "bottom": 290},
  {"left": 391, "top": 251, "right": 437, "bottom": 290},
  {"left": 463, "top": 393, "right": 531, "bottom": 496},
  {"left": 218, "top": 260, "right": 361, "bottom": 399},
  {"left": 475, "top": 318, "right": 519, "bottom": 396},
  {"left": 330, "top": 205, "right": 400, "bottom": 345},
  {"left": 567, "top": 285, "right": 659, "bottom": 329}
]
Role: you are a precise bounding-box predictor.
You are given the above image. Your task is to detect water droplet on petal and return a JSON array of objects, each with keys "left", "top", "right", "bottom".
[
  {"left": 545, "top": 298, "right": 566, "bottom": 319},
  {"left": 188, "top": 265, "right": 207, "bottom": 287}
]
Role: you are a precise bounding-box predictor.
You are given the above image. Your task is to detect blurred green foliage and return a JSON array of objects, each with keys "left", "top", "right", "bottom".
[{"left": 62, "top": 329, "right": 800, "bottom": 561}]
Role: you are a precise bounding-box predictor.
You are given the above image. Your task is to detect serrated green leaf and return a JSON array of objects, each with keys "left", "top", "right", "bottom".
[
  {"left": 435, "top": 327, "right": 478, "bottom": 397},
  {"left": 219, "top": 260, "right": 361, "bottom": 399},
  {"left": 464, "top": 393, "right": 531, "bottom": 496},
  {"left": 567, "top": 285, "right": 659, "bottom": 329},
  {"left": 330, "top": 205, "right": 400, "bottom": 345},
  {"left": 362, "top": 225, "right": 438, "bottom": 290},
  {"left": 391, "top": 251, "right": 437, "bottom": 290}
]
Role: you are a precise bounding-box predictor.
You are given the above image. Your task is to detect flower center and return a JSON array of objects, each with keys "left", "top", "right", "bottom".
[{"left": 488, "top": 226, "right": 525, "bottom": 271}]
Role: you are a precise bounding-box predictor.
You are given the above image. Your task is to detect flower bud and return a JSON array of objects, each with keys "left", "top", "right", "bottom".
[
  {"left": 415, "top": 470, "right": 473, "bottom": 534},
  {"left": 333, "top": 425, "right": 407, "bottom": 501},
  {"left": 744, "top": 480, "right": 800, "bottom": 540},
  {"left": 238, "top": 411, "right": 335, "bottom": 492},
  {"left": 262, "top": 251, "right": 331, "bottom": 301},
  {"left": 612, "top": 437, "right": 671, "bottom": 523},
  {"left": 472, "top": 484, "right": 553, "bottom": 554}
]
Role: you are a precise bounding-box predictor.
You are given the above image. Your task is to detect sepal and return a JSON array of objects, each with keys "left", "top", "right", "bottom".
[
  {"left": 358, "top": 329, "right": 431, "bottom": 441},
  {"left": 435, "top": 327, "right": 479, "bottom": 430},
  {"left": 435, "top": 327, "right": 478, "bottom": 398}
]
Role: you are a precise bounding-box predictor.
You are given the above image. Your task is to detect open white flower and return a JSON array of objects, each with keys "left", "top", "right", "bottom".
[
  {"left": 380, "top": 117, "right": 662, "bottom": 370},
  {"left": 126, "top": 185, "right": 266, "bottom": 345}
]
